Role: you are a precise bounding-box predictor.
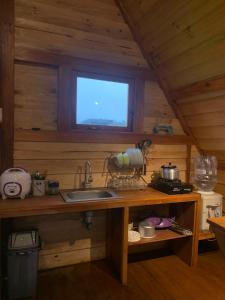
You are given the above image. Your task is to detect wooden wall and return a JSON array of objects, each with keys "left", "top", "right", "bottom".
[
  {"left": 174, "top": 78, "right": 225, "bottom": 209},
  {"left": 13, "top": 0, "right": 188, "bottom": 270},
  {"left": 118, "top": 0, "right": 225, "bottom": 208},
  {"left": 14, "top": 63, "right": 187, "bottom": 270},
  {"left": 15, "top": 0, "right": 148, "bottom": 67},
  {"left": 14, "top": 63, "right": 185, "bottom": 190}
]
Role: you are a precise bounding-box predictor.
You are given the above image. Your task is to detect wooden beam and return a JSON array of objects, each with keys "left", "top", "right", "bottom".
[
  {"left": 115, "top": 0, "right": 200, "bottom": 150},
  {"left": 14, "top": 129, "right": 193, "bottom": 145},
  {"left": 0, "top": 0, "right": 14, "bottom": 172}
]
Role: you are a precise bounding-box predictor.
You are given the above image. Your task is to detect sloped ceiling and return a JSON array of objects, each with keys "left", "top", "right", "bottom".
[{"left": 117, "top": 0, "right": 225, "bottom": 158}]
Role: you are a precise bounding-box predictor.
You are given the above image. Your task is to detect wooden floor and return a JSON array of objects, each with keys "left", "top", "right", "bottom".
[{"left": 37, "top": 251, "right": 225, "bottom": 300}]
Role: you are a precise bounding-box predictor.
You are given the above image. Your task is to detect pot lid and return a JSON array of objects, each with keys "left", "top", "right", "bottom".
[{"left": 161, "top": 162, "right": 177, "bottom": 169}]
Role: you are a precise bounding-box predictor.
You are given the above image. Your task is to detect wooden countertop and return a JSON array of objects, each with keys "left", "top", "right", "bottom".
[
  {"left": 0, "top": 188, "right": 200, "bottom": 218},
  {"left": 207, "top": 217, "right": 225, "bottom": 230}
]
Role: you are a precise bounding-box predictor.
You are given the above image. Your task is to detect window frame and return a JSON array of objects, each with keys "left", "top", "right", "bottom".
[
  {"left": 57, "top": 63, "right": 145, "bottom": 137},
  {"left": 71, "top": 71, "right": 135, "bottom": 132}
]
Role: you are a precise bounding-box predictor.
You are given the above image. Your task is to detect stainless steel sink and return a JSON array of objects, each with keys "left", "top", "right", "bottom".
[{"left": 61, "top": 189, "right": 120, "bottom": 203}]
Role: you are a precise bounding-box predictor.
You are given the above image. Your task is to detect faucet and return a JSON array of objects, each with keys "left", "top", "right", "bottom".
[{"left": 82, "top": 160, "right": 93, "bottom": 189}]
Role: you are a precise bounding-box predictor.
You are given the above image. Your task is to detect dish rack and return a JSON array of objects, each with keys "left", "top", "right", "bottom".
[{"left": 104, "top": 140, "right": 152, "bottom": 190}]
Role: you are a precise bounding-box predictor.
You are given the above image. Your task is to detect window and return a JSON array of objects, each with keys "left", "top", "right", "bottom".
[
  {"left": 57, "top": 63, "right": 146, "bottom": 139},
  {"left": 73, "top": 72, "right": 134, "bottom": 131}
]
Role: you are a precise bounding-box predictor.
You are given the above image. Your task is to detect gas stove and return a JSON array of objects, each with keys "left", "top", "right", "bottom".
[{"left": 149, "top": 178, "right": 193, "bottom": 195}]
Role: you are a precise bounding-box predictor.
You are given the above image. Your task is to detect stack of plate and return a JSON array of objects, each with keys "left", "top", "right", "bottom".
[
  {"left": 112, "top": 152, "right": 130, "bottom": 168},
  {"left": 111, "top": 148, "right": 143, "bottom": 169},
  {"left": 126, "top": 148, "right": 143, "bottom": 168}
]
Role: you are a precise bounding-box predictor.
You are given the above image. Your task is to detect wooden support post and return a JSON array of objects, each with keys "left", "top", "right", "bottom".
[
  {"left": 0, "top": 0, "right": 14, "bottom": 172},
  {"left": 172, "top": 200, "right": 200, "bottom": 266},
  {"left": 186, "top": 144, "right": 192, "bottom": 183},
  {"left": 108, "top": 207, "right": 129, "bottom": 285}
]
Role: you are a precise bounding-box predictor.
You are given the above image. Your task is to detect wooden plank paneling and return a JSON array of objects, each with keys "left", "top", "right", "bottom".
[
  {"left": 151, "top": 1, "right": 225, "bottom": 64},
  {"left": 173, "top": 76, "right": 225, "bottom": 100},
  {"left": 58, "top": 65, "right": 72, "bottom": 131},
  {"left": 15, "top": 63, "right": 57, "bottom": 130},
  {"left": 14, "top": 158, "right": 187, "bottom": 176},
  {"left": 192, "top": 126, "right": 225, "bottom": 140},
  {"left": 16, "top": 0, "right": 132, "bottom": 40},
  {"left": 117, "top": 0, "right": 225, "bottom": 166},
  {"left": 14, "top": 129, "right": 191, "bottom": 145},
  {"left": 15, "top": 0, "right": 148, "bottom": 67},
  {"left": 16, "top": 27, "right": 147, "bottom": 68},
  {"left": 13, "top": 211, "right": 106, "bottom": 270},
  {"left": 15, "top": 48, "right": 153, "bottom": 80},
  {"left": 122, "top": 0, "right": 225, "bottom": 89},
  {"left": 133, "top": 78, "right": 145, "bottom": 132},
  {"left": 186, "top": 111, "right": 225, "bottom": 128},
  {"left": 116, "top": 0, "right": 197, "bottom": 142},
  {"left": 179, "top": 95, "right": 225, "bottom": 116},
  {"left": 14, "top": 141, "right": 134, "bottom": 158},
  {"left": 0, "top": 0, "right": 14, "bottom": 172}
]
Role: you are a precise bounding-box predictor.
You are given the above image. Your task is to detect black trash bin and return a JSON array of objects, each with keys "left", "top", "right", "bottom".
[{"left": 7, "top": 230, "right": 39, "bottom": 300}]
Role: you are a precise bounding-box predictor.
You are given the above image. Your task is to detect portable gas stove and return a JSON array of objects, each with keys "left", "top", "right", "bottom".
[{"left": 149, "top": 178, "right": 193, "bottom": 195}]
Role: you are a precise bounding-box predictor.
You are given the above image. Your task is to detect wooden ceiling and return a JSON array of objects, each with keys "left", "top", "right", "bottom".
[{"left": 117, "top": 0, "right": 225, "bottom": 158}]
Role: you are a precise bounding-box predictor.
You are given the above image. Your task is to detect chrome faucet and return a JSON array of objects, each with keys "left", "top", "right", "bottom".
[{"left": 82, "top": 160, "right": 93, "bottom": 189}]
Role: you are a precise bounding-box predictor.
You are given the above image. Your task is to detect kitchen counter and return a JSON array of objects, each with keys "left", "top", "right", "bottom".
[
  {"left": 0, "top": 188, "right": 201, "bottom": 285},
  {"left": 207, "top": 216, "right": 225, "bottom": 230},
  {"left": 0, "top": 187, "right": 200, "bottom": 218}
]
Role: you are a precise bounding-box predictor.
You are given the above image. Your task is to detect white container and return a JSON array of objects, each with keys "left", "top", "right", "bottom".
[
  {"left": 32, "top": 180, "right": 45, "bottom": 197},
  {"left": 138, "top": 220, "right": 156, "bottom": 238},
  {"left": 199, "top": 191, "right": 223, "bottom": 231},
  {"left": 0, "top": 168, "right": 31, "bottom": 199}
]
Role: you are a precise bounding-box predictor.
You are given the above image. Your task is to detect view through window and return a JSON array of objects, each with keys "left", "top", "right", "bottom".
[{"left": 76, "top": 76, "right": 129, "bottom": 128}]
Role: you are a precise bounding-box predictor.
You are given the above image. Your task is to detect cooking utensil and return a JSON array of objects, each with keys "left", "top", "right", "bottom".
[{"left": 161, "top": 162, "right": 179, "bottom": 180}]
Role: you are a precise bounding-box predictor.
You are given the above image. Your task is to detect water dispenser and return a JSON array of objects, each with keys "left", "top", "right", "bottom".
[{"left": 192, "top": 155, "right": 223, "bottom": 230}]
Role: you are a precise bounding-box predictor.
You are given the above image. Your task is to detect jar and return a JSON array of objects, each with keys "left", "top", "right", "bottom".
[
  {"left": 32, "top": 179, "right": 45, "bottom": 197},
  {"left": 47, "top": 180, "right": 59, "bottom": 195}
]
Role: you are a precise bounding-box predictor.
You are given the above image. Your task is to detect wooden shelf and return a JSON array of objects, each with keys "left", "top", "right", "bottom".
[
  {"left": 128, "top": 229, "right": 190, "bottom": 246},
  {"left": 14, "top": 129, "right": 193, "bottom": 145},
  {"left": 199, "top": 230, "right": 215, "bottom": 240}
]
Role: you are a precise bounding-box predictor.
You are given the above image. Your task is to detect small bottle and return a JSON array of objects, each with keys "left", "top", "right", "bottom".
[{"left": 47, "top": 180, "right": 59, "bottom": 195}]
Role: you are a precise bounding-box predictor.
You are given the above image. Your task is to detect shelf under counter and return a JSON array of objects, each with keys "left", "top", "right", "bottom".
[
  {"left": 199, "top": 230, "right": 215, "bottom": 240},
  {"left": 128, "top": 229, "right": 191, "bottom": 246}
]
